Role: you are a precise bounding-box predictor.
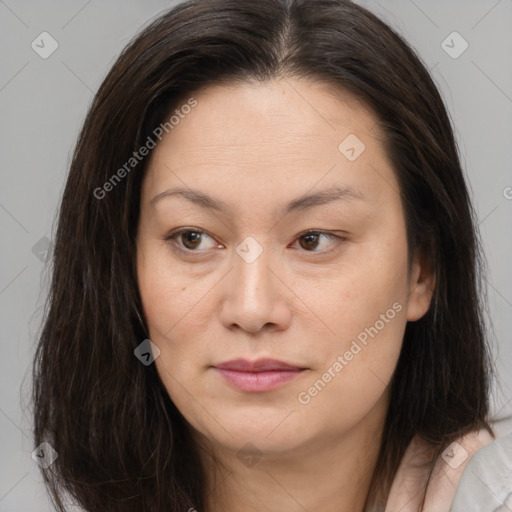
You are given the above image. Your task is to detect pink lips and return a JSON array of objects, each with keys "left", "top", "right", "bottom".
[{"left": 213, "top": 358, "right": 306, "bottom": 392}]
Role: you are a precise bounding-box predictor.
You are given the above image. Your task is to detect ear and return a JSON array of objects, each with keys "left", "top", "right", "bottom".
[{"left": 406, "top": 248, "right": 436, "bottom": 322}]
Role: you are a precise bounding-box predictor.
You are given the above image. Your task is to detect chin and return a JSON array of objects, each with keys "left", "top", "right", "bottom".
[{"left": 189, "top": 407, "right": 309, "bottom": 456}]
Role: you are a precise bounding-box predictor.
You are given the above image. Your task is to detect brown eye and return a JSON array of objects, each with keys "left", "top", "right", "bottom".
[
  {"left": 166, "top": 229, "right": 220, "bottom": 252},
  {"left": 299, "top": 232, "right": 322, "bottom": 251},
  {"left": 295, "top": 231, "right": 342, "bottom": 253},
  {"left": 180, "top": 231, "right": 203, "bottom": 250}
]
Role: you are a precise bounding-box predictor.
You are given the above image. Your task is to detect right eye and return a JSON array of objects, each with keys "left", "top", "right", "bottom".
[{"left": 165, "top": 228, "right": 223, "bottom": 253}]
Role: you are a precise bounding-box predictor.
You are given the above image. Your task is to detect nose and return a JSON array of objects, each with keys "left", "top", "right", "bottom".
[{"left": 219, "top": 245, "right": 292, "bottom": 334}]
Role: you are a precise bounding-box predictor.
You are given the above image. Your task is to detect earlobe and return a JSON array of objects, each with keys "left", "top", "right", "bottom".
[{"left": 406, "top": 250, "right": 436, "bottom": 322}]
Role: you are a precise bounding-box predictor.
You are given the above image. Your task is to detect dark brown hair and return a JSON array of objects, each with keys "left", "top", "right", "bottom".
[{"left": 32, "top": 0, "right": 495, "bottom": 510}]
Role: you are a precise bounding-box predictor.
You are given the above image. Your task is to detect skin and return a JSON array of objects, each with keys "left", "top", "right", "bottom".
[{"left": 136, "top": 77, "right": 435, "bottom": 512}]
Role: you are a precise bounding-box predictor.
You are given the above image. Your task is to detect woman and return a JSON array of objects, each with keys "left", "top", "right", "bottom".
[{"left": 31, "top": 0, "right": 499, "bottom": 510}]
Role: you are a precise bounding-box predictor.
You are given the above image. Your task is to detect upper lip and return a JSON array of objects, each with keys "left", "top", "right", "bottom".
[{"left": 214, "top": 358, "right": 304, "bottom": 372}]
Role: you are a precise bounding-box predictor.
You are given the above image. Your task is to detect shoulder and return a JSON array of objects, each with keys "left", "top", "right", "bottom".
[
  {"left": 385, "top": 427, "right": 495, "bottom": 512},
  {"left": 450, "top": 427, "right": 512, "bottom": 511}
]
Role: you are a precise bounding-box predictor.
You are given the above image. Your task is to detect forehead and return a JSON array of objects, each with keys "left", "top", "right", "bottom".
[{"left": 142, "top": 78, "right": 400, "bottom": 212}]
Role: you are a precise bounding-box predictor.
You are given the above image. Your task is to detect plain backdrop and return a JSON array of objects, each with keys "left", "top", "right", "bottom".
[{"left": 1, "top": 1, "right": 511, "bottom": 510}]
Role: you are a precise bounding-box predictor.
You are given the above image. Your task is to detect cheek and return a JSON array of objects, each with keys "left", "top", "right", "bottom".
[
  {"left": 136, "top": 251, "right": 201, "bottom": 412},
  {"left": 296, "top": 290, "right": 407, "bottom": 438},
  {"left": 307, "top": 236, "right": 409, "bottom": 348},
  {"left": 137, "top": 241, "right": 203, "bottom": 337},
  {"left": 136, "top": 242, "right": 221, "bottom": 397}
]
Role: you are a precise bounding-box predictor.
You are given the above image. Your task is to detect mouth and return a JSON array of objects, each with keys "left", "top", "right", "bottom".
[{"left": 212, "top": 358, "right": 308, "bottom": 392}]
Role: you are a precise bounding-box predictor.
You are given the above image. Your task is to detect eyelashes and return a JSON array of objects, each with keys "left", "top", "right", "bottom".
[{"left": 164, "top": 228, "right": 347, "bottom": 257}]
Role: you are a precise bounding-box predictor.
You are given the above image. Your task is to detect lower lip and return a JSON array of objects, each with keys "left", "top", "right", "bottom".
[{"left": 214, "top": 368, "right": 305, "bottom": 392}]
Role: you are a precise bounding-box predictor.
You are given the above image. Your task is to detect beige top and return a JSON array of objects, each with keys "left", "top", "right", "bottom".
[{"left": 385, "top": 428, "right": 495, "bottom": 512}]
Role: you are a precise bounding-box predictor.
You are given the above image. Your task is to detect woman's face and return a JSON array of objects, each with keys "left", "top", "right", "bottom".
[{"left": 136, "top": 78, "right": 434, "bottom": 458}]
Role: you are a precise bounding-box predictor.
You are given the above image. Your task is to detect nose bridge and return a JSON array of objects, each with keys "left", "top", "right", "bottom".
[
  {"left": 234, "top": 235, "right": 274, "bottom": 305},
  {"left": 220, "top": 235, "right": 290, "bottom": 332}
]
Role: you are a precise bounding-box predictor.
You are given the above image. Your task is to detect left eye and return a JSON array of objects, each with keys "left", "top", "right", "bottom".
[{"left": 294, "top": 230, "right": 340, "bottom": 252}]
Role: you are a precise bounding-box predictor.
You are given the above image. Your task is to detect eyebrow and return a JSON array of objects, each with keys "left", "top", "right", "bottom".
[{"left": 150, "top": 184, "right": 365, "bottom": 216}]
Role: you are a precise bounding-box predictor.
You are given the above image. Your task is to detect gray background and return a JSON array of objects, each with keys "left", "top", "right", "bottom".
[{"left": 1, "top": 1, "right": 511, "bottom": 510}]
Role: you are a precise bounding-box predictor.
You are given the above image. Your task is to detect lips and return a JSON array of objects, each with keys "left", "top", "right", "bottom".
[
  {"left": 213, "top": 358, "right": 307, "bottom": 392},
  {"left": 215, "top": 358, "right": 303, "bottom": 372}
]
